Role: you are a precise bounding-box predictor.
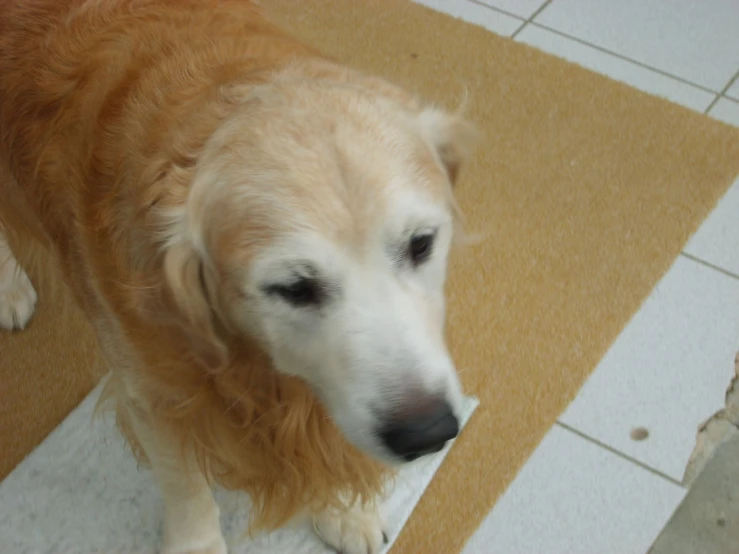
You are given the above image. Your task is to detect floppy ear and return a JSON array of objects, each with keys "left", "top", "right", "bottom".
[
  {"left": 418, "top": 108, "right": 479, "bottom": 185},
  {"left": 161, "top": 240, "right": 228, "bottom": 371}
]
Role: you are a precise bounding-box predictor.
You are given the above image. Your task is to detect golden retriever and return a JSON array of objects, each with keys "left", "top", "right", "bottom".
[{"left": 0, "top": 1, "right": 475, "bottom": 552}]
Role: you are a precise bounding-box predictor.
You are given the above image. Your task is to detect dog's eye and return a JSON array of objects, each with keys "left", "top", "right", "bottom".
[
  {"left": 409, "top": 233, "right": 435, "bottom": 265},
  {"left": 266, "top": 278, "right": 324, "bottom": 307}
]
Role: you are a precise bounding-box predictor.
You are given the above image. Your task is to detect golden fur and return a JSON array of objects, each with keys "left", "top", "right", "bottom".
[
  {"left": 0, "top": 0, "right": 474, "bottom": 544},
  {"left": 0, "top": 0, "right": 392, "bottom": 530}
]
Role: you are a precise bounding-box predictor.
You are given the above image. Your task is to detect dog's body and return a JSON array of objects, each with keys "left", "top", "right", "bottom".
[{"left": 0, "top": 1, "right": 473, "bottom": 552}]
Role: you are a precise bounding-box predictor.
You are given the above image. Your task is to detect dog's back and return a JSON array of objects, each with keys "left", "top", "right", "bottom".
[{"left": 0, "top": 0, "right": 318, "bottom": 280}]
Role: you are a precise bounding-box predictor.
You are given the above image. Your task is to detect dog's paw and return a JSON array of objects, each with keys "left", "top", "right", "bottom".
[
  {"left": 313, "top": 502, "right": 388, "bottom": 554},
  {"left": 0, "top": 264, "right": 37, "bottom": 331}
]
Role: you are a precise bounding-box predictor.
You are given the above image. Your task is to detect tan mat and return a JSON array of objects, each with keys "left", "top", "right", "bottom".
[
  {"left": 2, "top": 0, "right": 739, "bottom": 552},
  {"left": 0, "top": 272, "right": 105, "bottom": 480}
]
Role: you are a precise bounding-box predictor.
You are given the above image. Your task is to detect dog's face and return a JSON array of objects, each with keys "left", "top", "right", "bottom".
[{"left": 165, "top": 78, "right": 475, "bottom": 464}]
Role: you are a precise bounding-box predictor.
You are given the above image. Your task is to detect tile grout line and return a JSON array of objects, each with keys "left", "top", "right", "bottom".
[
  {"left": 720, "top": 69, "right": 739, "bottom": 98},
  {"left": 703, "top": 94, "right": 722, "bottom": 114},
  {"left": 680, "top": 252, "right": 739, "bottom": 281},
  {"left": 511, "top": 0, "right": 553, "bottom": 40},
  {"left": 525, "top": 21, "right": 721, "bottom": 96},
  {"left": 449, "top": 0, "right": 726, "bottom": 100},
  {"left": 704, "top": 69, "right": 739, "bottom": 113},
  {"left": 466, "top": 0, "right": 523, "bottom": 22},
  {"left": 555, "top": 421, "right": 685, "bottom": 488}
]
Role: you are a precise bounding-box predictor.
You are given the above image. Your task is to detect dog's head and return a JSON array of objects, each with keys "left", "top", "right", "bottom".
[{"left": 157, "top": 69, "right": 476, "bottom": 464}]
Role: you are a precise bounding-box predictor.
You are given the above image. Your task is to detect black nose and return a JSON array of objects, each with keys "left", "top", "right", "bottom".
[{"left": 378, "top": 401, "right": 459, "bottom": 462}]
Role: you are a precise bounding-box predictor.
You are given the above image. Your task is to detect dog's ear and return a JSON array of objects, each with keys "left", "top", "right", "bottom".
[
  {"left": 161, "top": 240, "right": 228, "bottom": 371},
  {"left": 418, "top": 108, "right": 478, "bottom": 185}
]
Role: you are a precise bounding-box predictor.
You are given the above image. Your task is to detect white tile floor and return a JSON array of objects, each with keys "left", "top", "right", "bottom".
[{"left": 410, "top": 1, "right": 739, "bottom": 552}]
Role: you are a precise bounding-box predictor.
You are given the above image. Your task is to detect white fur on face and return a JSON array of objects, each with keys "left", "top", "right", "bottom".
[
  {"left": 239, "top": 183, "right": 464, "bottom": 462},
  {"left": 174, "top": 77, "right": 473, "bottom": 463}
]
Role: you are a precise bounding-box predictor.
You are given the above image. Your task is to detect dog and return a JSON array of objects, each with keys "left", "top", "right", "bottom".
[{"left": 0, "top": 1, "right": 475, "bottom": 552}]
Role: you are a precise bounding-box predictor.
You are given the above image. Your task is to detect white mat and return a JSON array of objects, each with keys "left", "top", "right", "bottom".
[{"left": 0, "top": 384, "right": 478, "bottom": 553}]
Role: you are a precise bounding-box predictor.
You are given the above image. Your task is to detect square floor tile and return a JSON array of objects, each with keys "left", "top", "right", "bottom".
[
  {"left": 477, "top": 0, "right": 547, "bottom": 19},
  {"left": 685, "top": 175, "right": 739, "bottom": 277},
  {"left": 534, "top": 0, "right": 739, "bottom": 91},
  {"left": 462, "top": 426, "right": 685, "bottom": 554},
  {"left": 559, "top": 256, "right": 739, "bottom": 482},
  {"left": 516, "top": 26, "right": 715, "bottom": 111},
  {"left": 708, "top": 97, "right": 739, "bottom": 127},
  {"left": 413, "top": 0, "right": 522, "bottom": 36}
]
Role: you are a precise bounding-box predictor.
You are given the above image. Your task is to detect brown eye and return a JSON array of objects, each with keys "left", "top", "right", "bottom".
[
  {"left": 409, "top": 233, "right": 435, "bottom": 265},
  {"left": 266, "top": 278, "right": 324, "bottom": 307}
]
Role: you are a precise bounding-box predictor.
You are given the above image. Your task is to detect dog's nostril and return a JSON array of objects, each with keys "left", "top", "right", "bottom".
[{"left": 378, "top": 399, "right": 459, "bottom": 462}]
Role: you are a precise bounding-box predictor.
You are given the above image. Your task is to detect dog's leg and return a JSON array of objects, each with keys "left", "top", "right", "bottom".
[
  {"left": 313, "top": 499, "right": 387, "bottom": 554},
  {"left": 0, "top": 228, "right": 37, "bottom": 331},
  {"left": 129, "top": 411, "right": 227, "bottom": 554}
]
